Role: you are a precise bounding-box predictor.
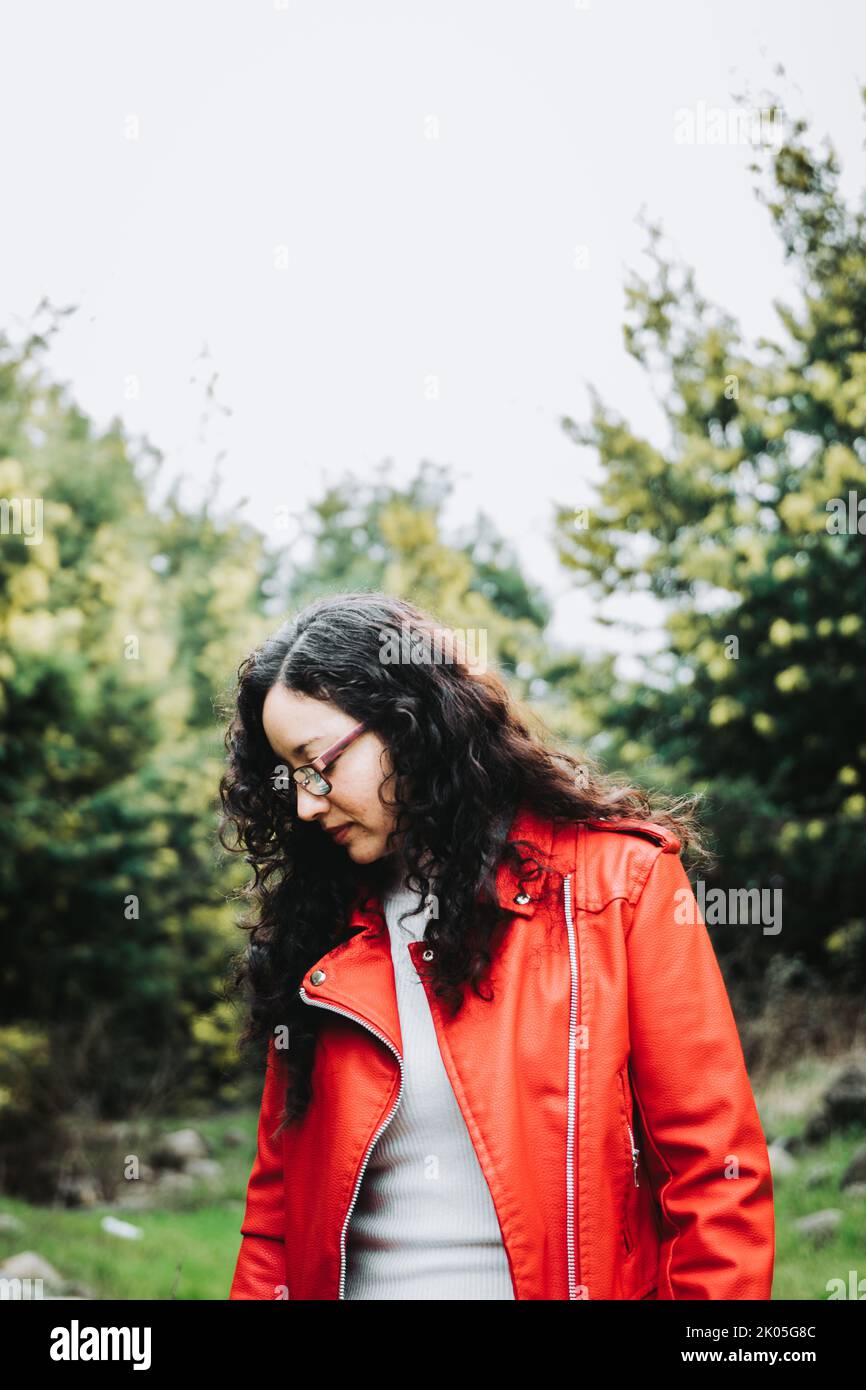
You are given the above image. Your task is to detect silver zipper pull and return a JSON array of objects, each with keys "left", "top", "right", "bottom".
[{"left": 626, "top": 1120, "right": 640, "bottom": 1187}]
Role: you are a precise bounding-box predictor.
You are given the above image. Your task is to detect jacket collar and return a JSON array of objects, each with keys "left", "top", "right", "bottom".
[
  {"left": 345, "top": 800, "right": 557, "bottom": 933},
  {"left": 298, "top": 803, "right": 564, "bottom": 1053}
]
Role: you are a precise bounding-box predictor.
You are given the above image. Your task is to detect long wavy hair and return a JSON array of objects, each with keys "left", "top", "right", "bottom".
[{"left": 218, "top": 590, "right": 712, "bottom": 1127}]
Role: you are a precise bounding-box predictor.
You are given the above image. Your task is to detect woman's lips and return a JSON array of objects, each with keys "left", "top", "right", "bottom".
[{"left": 330, "top": 823, "right": 354, "bottom": 843}]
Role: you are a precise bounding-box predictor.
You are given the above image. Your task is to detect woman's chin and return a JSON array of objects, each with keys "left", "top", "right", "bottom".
[{"left": 346, "top": 831, "right": 388, "bottom": 864}]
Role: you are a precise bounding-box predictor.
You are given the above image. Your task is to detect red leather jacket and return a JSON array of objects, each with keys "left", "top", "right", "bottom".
[{"left": 229, "top": 806, "right": 775, "bottom": 1300}]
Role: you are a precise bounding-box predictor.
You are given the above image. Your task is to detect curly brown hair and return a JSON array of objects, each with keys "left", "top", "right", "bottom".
[{"left": 217, "top": 590, "right": 712, "bottom": 1125}]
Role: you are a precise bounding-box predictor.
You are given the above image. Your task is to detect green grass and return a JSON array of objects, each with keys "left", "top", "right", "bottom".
[
  {"left": 0, "top": 1105, "right": 258, "bottom": 1300},
  {"left": 1, "top": 1054, "right": 863, "bottom": 1299},
  {"left": 757, "top": 1049, "right": 866, "bottom": 1300}
]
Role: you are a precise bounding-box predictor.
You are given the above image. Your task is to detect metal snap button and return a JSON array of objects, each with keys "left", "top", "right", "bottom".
[
  {"left": 422, "top": 949, "right": 434, "bottom": 961},
  {"left": 310, "top": 969, "right": 326, "bottom": 985},
  {"left": 514, "top": 892, "right": 531, "bottom": 905}
]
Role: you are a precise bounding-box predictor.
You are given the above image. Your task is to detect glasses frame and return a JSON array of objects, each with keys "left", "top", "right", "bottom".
[{"left": 290, "top": 720, "right": 368, "bottom": 796}]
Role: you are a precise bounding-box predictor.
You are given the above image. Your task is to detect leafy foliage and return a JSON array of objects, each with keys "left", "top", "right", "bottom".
[{"left": 554, "top": 93, "right": 866, "bottom": 979}]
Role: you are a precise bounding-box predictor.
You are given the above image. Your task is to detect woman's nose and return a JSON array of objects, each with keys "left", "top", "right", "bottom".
[{"left": 295, "top": 784, "right": 329, "bottom": 820}]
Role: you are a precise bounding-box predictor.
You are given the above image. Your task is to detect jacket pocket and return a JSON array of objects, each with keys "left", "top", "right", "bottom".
[{"left": 618, "top": 1064, "right": 639, "bottom": 1256}]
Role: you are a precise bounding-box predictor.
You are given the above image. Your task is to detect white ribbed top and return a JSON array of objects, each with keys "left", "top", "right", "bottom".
[{"left": 343, "top": 867, "right": 515, "bottom": 1300}]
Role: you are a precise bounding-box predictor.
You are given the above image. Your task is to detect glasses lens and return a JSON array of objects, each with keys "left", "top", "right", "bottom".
[{"left": 294, "top": 768, "right": 330, "bottom": 795}]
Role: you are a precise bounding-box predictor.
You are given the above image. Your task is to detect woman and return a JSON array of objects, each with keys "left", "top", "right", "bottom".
[{"left": 220, "top": 591, "right": 775, "bottom": 1301}]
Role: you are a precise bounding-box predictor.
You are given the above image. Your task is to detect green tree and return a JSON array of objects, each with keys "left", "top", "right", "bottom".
[
  {"left": 553, "top": 92, "right": 866, "bottom": 983},
  {"left": 0, "top": 318, "right": 272, "bottom": 1197}
]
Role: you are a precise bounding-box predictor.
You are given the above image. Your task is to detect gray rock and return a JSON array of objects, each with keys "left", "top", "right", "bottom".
[
  {"left": 801, "top": 1111, "right": 831, "bottom": 1145},
  {"left": 767, "top": 1144, "right": 797, "bottom": 1179},
  {"left": 769, "top": 1132, "right": 798, "bottom": 1152},
  {"left": 822, "top": 1063, "right": 866, "bottom": 1128},
  {"left": 114, "top": 1161, "right": 155, "bottom": 1184},
  {"left": 805, "top": 1163, "right": 836, "bottom": 1189},
  {"left": 56, "top": 1176, "right": 100, "bottom": 1208},
  {"left": 184, "top": 1159, "right": 223, "bottom": 1186},
  {"left": 150, "top": 1128, "right": 210, "bottom": 1170},
  {"left": 100, "top": 1215, "right": 143, "bottom": 1240},
  {"left": 0, "top": 1250, "right": 65, "bottom": 1283},
  {"left": 0, "top": 1249, "right": 67, "bottom": 1297},
  {"left": 841, "top": 1141, "right": 866, "bottom": 1190},
  {"left": 792, "top": 1209, "right": 843, "bottom": 1244},
  {"left": 154, "top": 1171, "right": 196, "bottom": 1195}
]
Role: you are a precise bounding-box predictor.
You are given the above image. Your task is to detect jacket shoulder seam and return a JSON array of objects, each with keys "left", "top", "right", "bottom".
[
  {"left": 625, "top": 842, "right": 668, "bottom": 906},
  {"left": 574, "top": 824, "right": 670, "bottom": 911}
]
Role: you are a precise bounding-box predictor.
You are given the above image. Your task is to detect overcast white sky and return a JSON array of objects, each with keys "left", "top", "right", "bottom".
[{"left": 2, "top": 0, "right": 864, "bottom": 671}]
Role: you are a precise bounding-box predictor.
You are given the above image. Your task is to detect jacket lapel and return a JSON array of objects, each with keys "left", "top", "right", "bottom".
[{"left": 299, "top": 803, "right": 559, "bottom": 1053}]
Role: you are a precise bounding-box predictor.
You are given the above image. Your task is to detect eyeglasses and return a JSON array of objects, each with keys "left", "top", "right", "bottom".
[{"left": 289, "top": 720, "right": 368, "bottom": 796}]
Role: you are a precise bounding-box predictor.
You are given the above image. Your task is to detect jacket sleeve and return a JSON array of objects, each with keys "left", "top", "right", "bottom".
[
  {"left": 229, "top": 1035, "right": 289, "bottom": 1299},
  {"left": 625, "top": 847, "right": 775, "bottom": 1299}
]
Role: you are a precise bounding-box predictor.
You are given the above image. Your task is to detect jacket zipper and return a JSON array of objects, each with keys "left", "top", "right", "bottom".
[
  {"left": 619, "top": 1067, "right": 639, "bottom": 1254},
  {"left": 298, "top": 985, "right": 404, "bottom": 1299},
  {"left": 628, "top": 1119, "right": 640, "bottom": 1186},
  {"left": 619, "top": 1068, "right": 640, "bottom": 1188},
  {"left": 562, "top": 873, "right": 579, "bottom": 1299}
]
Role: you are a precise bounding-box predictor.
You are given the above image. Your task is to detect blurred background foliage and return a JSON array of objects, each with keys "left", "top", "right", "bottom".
[{"left": 0, "top": 93, "right": 864, "bottom": 1218}]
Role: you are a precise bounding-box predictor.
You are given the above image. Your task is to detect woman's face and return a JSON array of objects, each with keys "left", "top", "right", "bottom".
[{"left": 261, "top": 684, "right": 399, "bottom": 865}]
